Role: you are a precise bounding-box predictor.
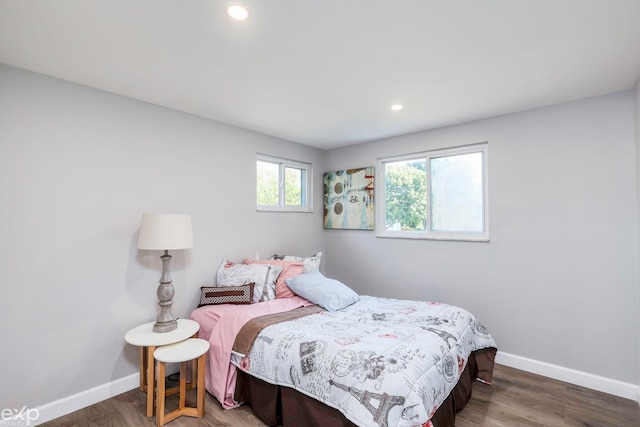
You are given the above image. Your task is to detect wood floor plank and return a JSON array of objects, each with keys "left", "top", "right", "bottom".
[
  {"left": 562, "top": 383, "right": 640, "bottom": 427},
  {"left": 457, "top": 365, "right": 640, "bottom": 427},
  {"left": 42, "top": 364, "right": 640, "bottom": 426}
]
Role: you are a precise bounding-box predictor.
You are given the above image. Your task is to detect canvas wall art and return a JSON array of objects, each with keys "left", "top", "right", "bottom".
[{"left": 323, "top": 167, "right": 374, "bottom": 230}]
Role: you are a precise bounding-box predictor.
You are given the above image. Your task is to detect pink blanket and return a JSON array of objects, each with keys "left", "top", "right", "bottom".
[{"left": 189, "top": 296, "right": 312, "bottom": 409}]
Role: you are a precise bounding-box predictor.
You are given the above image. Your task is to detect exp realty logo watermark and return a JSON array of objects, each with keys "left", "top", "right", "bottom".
[{"left": 0, "top": 407, "right": 40, "bottom": 426}]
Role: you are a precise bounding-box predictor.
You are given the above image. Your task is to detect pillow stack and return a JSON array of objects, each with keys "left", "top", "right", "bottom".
[{"left": 197, "top": 252, "right": 323, "bottom": 307}]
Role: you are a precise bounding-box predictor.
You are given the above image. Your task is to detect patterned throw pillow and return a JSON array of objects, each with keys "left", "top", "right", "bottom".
[
  {"left": 197, "top": 284, "right": 254, "bottom": 307},
  {"left": 245, "top": 259, "right": 304, "bottom": 299},
  {"left": 216, "top": 259, "right": 282, "bottom": 302},
  {"left": 271, "top": 251, "right": 322, "bottom": 273}
]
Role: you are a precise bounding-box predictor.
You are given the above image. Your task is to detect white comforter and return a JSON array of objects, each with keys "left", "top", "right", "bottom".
[{"left": 230, "top": 295, "right": 496, "bottom": 427}]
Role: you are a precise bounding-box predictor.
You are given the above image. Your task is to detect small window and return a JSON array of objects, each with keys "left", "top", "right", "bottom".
[
  {"left": 257, "top": 154, "right": 312, "bottom": 212},
  {"left": 377, "top": 143, "right": 488, "bottom": 241}
]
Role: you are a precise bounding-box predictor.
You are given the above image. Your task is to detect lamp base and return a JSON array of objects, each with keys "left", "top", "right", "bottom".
[
  {"left": 153, "top": 319, "right": 177, "bottom": 333},
  {"left": 154, "top": 252, "right": 177, "bottom": 333}
]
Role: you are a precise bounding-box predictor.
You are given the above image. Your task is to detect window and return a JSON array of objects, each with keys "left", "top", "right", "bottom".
[
  {"left": 257, "top": 154, "right": 312, "bottom": 212},
  {"left": 376, "top": 143, "right": 488, "bottom": 241}
]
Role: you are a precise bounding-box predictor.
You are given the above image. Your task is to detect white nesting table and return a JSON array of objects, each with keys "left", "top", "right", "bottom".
[
  {"left": 154, "top": 338, "right": 210, "bottom": 426},
  {"left": 124, "top": 319, "right": 200, "bottom": 417}
]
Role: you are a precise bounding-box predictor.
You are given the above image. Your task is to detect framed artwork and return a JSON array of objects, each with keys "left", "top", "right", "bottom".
[{"left": 323, "top": 167, "right": 374, "bottom": 230}]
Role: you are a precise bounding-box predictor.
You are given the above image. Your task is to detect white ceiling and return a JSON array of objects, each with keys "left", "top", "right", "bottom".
[{"left": 1, "top": 1, "right": 640, "bottom": 150}]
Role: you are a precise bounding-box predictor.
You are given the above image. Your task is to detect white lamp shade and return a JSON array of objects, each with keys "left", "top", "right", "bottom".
[{"left": 137, "top": 214, "right": 193, "bottom": 250}]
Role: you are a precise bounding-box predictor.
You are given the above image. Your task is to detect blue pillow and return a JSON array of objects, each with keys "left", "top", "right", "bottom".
[{"left": 285, "top": 271, "right": 359, "bottom": 311}]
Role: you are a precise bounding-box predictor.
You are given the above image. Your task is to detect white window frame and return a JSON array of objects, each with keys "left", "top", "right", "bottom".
[
  {"left": 257, "top": 154, "right": 313, "bottom": 213},
  {"left": 376, "top": 143, "right": 489, "bottom": 241}
]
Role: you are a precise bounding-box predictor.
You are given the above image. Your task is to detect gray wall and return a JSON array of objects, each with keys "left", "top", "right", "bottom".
[
  {"left": 324, "top": 91, "right": 640, "bottom": 385},
  {"left": 0, "top": 64, "right": 325, "bottom": 409},
  {"left": 636, "top": 78, "right": 640, "bottom": 391},
  {"left": 1, "top": 61, "right": 639, "bottom": 413}
]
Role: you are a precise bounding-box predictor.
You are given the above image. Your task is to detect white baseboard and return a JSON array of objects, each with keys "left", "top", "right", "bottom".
[
  {"left": 34, "top": 373, "right": 139, "bottom": 425},
  {"left": 32, "top": 352, "right": 640, "bottom": 424},
  {"left": 496, "top": 351, "right": 640, "bottom": 404}
]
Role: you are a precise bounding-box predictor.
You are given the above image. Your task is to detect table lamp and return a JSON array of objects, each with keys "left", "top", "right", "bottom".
[{"left": 137, "top": 214, "right": 193, "bottom": 333}]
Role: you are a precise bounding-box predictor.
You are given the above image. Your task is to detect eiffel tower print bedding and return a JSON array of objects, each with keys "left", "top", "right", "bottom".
[{"left": 229, "top": 295, "right": 497, "bottom": 427}]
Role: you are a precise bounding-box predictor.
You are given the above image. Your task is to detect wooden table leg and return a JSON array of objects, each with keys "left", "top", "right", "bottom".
[
  {"left": 139, "top": 347, "right": 146, "bottom": 391},
  {"left": 156, "top": 360, "right": 166, "bottom": 427},
  {"left": 146, "top": 345, "right": 156, "bottom": 417},
  {"left": 197, "top": 353, "right": 206, "bottom": 417},
  {"left": 179, "top": 362, "right": 187, "bottom": 410},
  {"left": 191, "top": 359, "right": 196, "bottom": 387},
  {"left": 189, "top": 332, "right": 198, "bottom": 390}
]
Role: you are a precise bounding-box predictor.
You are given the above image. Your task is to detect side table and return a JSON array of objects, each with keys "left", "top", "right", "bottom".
[
  {"left": 124, "top": 318, "right": 200, "bottom": 417},
  {"left": 154, "top": 338, "right": 210, "bottom": 426}
]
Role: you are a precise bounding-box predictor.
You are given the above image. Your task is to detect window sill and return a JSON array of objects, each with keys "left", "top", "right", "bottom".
[
  {"left": 257, "top": 207, "right": 313, "bottom": 213},
  {"left": 376, "top": 230, "right": 490, "bottom": 242}
]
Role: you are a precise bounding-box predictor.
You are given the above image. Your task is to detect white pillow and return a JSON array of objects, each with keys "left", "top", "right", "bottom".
[
  {"left": 271, "top": 251, "right": 322, "bottom": 273},
  {"left": 285, "top": 271, "right": 359, "bottom": 311},
  {"left": 216, "top": 259, "right": 282, "bottom": 303}
]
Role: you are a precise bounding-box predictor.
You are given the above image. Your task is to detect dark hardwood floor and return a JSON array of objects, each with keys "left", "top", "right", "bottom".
[
  {"left": 456, "top": 365, "right": 640, "bottom": 427},
  {"left": 42, "top": 364, "right": 640, "bottom": 426}
]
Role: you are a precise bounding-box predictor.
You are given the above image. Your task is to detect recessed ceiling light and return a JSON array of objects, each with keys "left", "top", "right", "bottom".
[
  {"left": 391, "top": 104, "right": 403, "bottom": 111},
  {"left": 227, "top": 5, "right": 249, "bottom": 20}
]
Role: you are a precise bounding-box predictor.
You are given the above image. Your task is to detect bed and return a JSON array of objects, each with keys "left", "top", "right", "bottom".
[{"left": 189, "top": 255, "right": 497, "bottom": 427}]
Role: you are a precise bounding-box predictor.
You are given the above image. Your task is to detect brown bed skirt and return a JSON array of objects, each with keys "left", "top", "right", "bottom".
[{"left": 234, "top": 347, "right": 496, "bottom": 427}]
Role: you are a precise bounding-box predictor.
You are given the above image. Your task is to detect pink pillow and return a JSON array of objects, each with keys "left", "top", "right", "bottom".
[{"left": 245, "top": 259, "right": 304, "bottom": 298}]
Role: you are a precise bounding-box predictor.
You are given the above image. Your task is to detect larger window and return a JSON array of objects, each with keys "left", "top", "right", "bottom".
[
  {"left": 376, "top": 143, "right": 488, "bottom": 241},
  {"left": 257, "top": 154, "right": 312, "bottom": 212}
]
